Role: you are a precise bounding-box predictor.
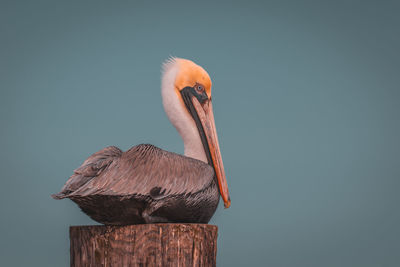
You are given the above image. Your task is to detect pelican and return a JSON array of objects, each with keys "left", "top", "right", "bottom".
[{"left": 52, "top": 58, "right": 230, "bottom": 225}]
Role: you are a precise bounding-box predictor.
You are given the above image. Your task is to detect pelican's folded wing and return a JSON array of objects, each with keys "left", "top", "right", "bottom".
[
  {"left": 66, "top": 144, "right": 215, "bottom": 199},
  {"left": 51, "top": 146, "right": 123, "bottom": 199}
]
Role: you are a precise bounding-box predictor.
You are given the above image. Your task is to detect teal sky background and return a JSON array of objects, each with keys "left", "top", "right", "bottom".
[{"left": 1, "top": 0, "right": 399, "bottom": 266}]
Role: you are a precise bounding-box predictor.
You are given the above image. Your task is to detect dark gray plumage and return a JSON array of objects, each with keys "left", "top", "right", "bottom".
[{"left": 52, "top": 144, "right": 220, "bottom": 225}]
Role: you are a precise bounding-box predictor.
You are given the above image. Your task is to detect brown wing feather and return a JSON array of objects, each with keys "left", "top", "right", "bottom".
[
  {"left": 66, "top": 144, "right": 214, "bottom": 198},
  {"left": 52, "top": 146, "right": 122, "bottom": 199}
]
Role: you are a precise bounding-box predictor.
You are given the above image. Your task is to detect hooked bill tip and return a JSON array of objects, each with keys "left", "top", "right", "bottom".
[{"left": 224, "top": 197, "right": 231, "bottom": 209}]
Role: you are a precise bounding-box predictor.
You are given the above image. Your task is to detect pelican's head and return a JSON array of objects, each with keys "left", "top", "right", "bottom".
[{"left": 161, "top": 57, "right": 230, "bottom": 208}]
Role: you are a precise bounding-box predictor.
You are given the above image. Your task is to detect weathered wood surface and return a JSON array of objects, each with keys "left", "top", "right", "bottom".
[{"left": 70, "top": 224, "right": 218, "bottom": 267}]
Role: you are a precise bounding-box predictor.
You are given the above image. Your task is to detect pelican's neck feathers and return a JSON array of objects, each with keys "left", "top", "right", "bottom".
[{"left": 161, "top": 58, "right": 208, "bottom": 163}]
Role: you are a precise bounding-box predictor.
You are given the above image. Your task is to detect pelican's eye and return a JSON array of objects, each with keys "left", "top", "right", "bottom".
[{"left": 195, "top": 84, "right": 205, "bottom": 94}]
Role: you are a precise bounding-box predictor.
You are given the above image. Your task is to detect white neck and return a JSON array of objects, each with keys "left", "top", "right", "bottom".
[{"left": 161, "top": 59, "right": 207, "bottom": 162}]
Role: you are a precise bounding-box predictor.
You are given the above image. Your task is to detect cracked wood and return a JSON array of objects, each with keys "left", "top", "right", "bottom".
[{"left": 70, "top": 224, "right": 218, "bottom": 267}]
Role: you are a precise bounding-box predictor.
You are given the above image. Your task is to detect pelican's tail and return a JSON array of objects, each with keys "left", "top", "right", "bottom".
[{"left": 51, "top": 192, "right": 68, "bottom": 200}]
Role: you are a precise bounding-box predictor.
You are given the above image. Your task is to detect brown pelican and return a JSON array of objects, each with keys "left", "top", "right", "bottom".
[{"left": 52, "top": 58, "right": 230, "bottom": 225}]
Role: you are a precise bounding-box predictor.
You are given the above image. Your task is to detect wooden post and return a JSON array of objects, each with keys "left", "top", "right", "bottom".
[{"left": 70, "top": 224, "right": 218, "bottom": 267}]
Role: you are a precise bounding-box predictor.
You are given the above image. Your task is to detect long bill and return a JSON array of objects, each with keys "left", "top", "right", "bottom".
[{"left": 190, "top": 96, "right": 231, "bottom": 208}]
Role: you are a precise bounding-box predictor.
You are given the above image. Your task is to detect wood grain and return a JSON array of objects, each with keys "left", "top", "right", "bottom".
[{"left": 70, "top": 224, "right": 218, "bottom": 267}]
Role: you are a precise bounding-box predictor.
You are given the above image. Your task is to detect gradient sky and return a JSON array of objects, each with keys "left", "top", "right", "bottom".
[{"left": 1, "top": 0, "right": 399, "bottom": 266}]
